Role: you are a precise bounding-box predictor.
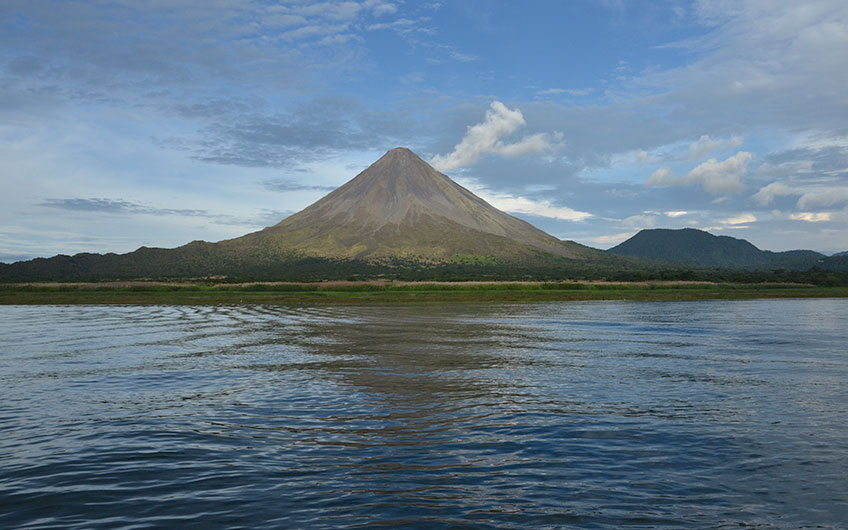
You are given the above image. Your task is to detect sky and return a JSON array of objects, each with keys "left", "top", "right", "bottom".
[{"left": 2, "top": 0, "right": 847, "bottom": 263}]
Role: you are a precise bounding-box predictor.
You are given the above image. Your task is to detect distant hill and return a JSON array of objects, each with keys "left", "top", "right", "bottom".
[
  {"left": 608, "top": 228, "right": 829, "bottom": 270},
  {"left": 1, "top": 148, "right": 614, "bottom": 281},
  {"left": 833, "top": 251, "right": 848, "bottom": 257},
  {"left": 821, "top": 254, "right": 848, "bottom": 271}
]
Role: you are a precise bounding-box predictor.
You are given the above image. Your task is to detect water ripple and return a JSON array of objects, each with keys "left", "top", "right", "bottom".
[{"left": 1, "top": 300, "right": 847, "bottom": 528}]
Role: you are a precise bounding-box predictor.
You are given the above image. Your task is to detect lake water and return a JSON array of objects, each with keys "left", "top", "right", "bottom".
[{"left": 1, "top": 299, "right": 847, "bottom": 529}]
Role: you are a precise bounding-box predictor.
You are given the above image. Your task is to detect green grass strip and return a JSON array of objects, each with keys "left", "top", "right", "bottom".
[{"left": 2, "top": 281, "right": 847, "bottom": 305}]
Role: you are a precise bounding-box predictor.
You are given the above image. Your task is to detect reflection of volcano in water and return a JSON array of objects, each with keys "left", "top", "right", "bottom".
[{"left": 248, "top": 304, "right": 549, "bottom": 405}]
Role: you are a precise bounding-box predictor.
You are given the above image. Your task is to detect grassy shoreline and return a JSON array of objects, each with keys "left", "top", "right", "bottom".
[{"left": 2, "top": 281, "right": 848, "bottom": 304}]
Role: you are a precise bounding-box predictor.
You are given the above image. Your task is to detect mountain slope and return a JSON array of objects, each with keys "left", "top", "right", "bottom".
[
  {"left": 222, "top": 148, "right": 597, "bottom": 261},
  {"left": 608, "top": 228, "right": 826, "bottom": 270},
  {"left": 1, "top": 147, "right": 609, "bottom": 281}
]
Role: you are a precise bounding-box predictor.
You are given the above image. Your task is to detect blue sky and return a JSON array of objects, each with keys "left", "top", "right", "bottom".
[{"left": 2, "top": 0, "right": 847, "bottom": 262}]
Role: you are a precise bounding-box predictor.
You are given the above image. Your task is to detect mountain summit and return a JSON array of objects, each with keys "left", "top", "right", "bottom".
[
  {"left": 0, "top": 147, "right": 605, "bottom": 280},
  {"left": 230, "top": 147, "right": 595, "bottom": 261}
]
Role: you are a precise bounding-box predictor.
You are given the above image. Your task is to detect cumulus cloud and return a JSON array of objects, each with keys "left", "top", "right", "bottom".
[
  {"left": 622, "top": 214, "right": 657, "bottom": 229},
  {"left": 689, "top": 134, "right": 743, "bottom": 159},
  {"left": 646, "top": 151, "right": 752, "bottom": 194},
  {"left": 430, "top": 101, "right": 564, "bottom": 172},
  {"left": 646, "top": 167, "right": 674, "bottom": 186},
  {"left": 753, "top": 181, "right": 794, "bottom": 205},
  {"left": 752, "top": 141, "right": 848, "bottom": 213},
  {"left": 684, "top": 151, "right": 752, "bottom": 193}
]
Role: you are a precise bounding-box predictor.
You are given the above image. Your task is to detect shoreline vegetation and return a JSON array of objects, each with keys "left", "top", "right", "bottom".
[{"left": 2, "top": 280, "right": 848, "bottom": 305}]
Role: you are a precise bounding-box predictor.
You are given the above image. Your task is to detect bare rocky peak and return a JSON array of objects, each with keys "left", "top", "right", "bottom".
[
  {"left": 241, "top": 147, "right": 589, "bottom": 260},
  {"left": 276, "top": 147, "right": 550, "bottom": 240}
]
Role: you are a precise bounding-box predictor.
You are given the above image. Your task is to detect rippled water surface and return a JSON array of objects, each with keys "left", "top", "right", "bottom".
[{"left": 2, "top": 300, "right": 847, "bottom": 528}]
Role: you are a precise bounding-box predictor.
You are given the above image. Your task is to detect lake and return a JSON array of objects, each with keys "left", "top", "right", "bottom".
[{"left": 1, "top": 299, "right": 847, "bottom": 528}]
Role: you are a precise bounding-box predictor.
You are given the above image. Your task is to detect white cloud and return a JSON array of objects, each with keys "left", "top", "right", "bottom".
[
  {"left": 755, "top": 182, "right": 848, "bottom": 210},
  {"left": 481, "top": 192, "right": 591, "bottom": 222},
  {"left": 496, "top": 132, "right": 562, "bottom": 157},
  {"left": 703, "top": 212, "right": 757, "bottom": 231},
  {"left": 448, "top": 50, "right": 480, "bottom": 62},
  {"left": 536, "top": 87, "right": 592, "bottom": 96},
  {"left": 685, "top": 151, "right": 751, "bottom": 193},
  {"left": 364, "top": 0, "right": 398, "bottom": 16},
  {"left": 430, "top": 101, "right": 564, "bottom": 172},
  {"left": 366, "top": 18, "right": 415, "bottom": 31},
  {"left": 753, "top": 181, "right": 794, "bottom": 205},
  {"left": 797, "top": 188, "right": 848, "bottom": 210},
  {"left": 265, "top": 14, "right": 308, "bottom": 28},
  {"left": 689, "top": 134, "right": 743, "bottom": 159},
  {"left": 317, "top": 33, "right": 361, "bottom": 46},
  {"left": 665, "top": 210, "right": 688, "bottom": 217},
  {"left": 622, "top": 214, "right": 657, "bottom": 229},
  {"left": 280, "top": 23, "right": 350, "bottom": 42},
  {"left": 755, "top": 160, "right": 814, "bottom": 177},
  {"left": 298, "top": 2, "right": 362, "bottom": 21},
  {"left": 590, "top": 232, "right": 635, "bottom": 247},
  {"left": 646, "top": 151, "right": 752, "bottom": 194},
  {"left": 655, "top": 0, "right": 848, "bottom": 134},
  {"left": 646, "top": 167, "right": 674, "bottom": 186},
  {"left": 689, "top": 135, "right": 721, "bottom": 159},
  {"left": 790, "top": 212, "right": 833, "bottom": 222},
  {"left": 721, "top": 213, "right": 757, "bottom": 225},
  {"left": 458, "top": 179, "right": 591, "bottom": 221}
]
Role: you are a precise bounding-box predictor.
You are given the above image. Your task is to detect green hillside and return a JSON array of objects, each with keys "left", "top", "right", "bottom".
[{"left": 609, "top": 228, "right": 829, "bottom": 270}]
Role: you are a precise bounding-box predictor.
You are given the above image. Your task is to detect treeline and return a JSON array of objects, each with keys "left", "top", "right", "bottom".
[{"left": 2, "top": 250, "right": 848, "bottom": 286}]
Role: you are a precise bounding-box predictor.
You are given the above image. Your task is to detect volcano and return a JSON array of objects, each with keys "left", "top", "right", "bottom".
[
  {"left": 1, "top": 148, "right": 607, "bottom": 280},
  {"left": 224, "top": 147, "right": 597, "bottom": 261}
]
